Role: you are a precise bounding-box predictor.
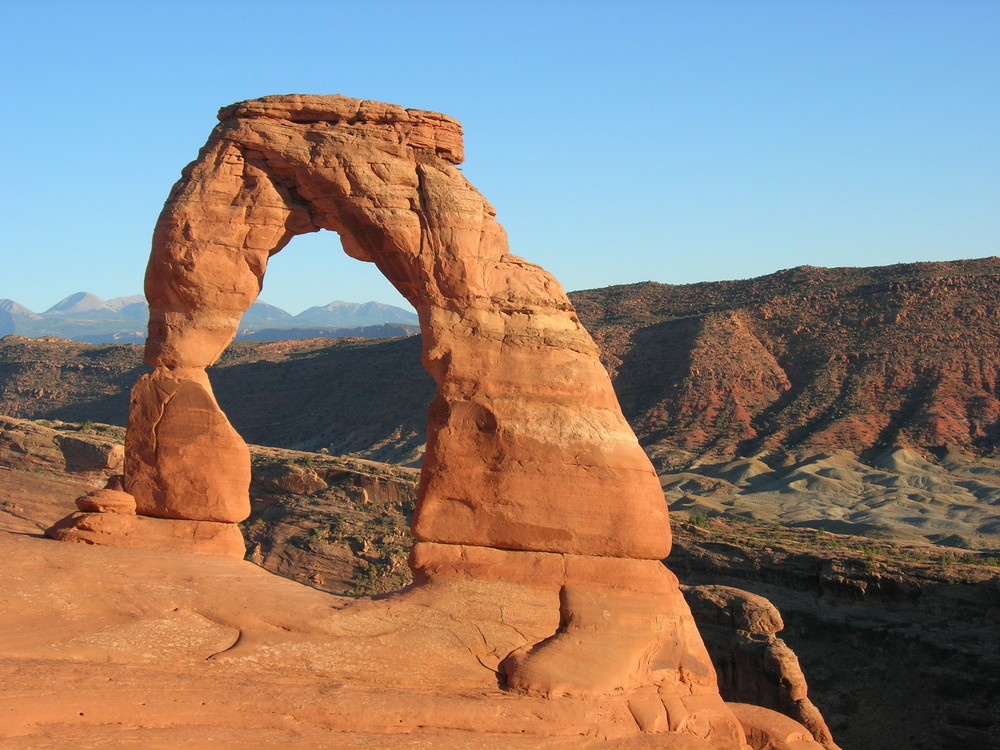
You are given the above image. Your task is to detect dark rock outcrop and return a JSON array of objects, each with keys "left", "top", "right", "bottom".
[{"left": 682, "top": 585, "right": 840, "bottom": 750}]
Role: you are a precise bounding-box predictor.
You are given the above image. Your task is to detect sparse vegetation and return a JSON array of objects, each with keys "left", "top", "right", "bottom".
[
  {"left": 672, "top": 513, "right": 1000, "bottom": 585},
  {"left": 687, "top": 513, "right": 709, "bottom": 528}
]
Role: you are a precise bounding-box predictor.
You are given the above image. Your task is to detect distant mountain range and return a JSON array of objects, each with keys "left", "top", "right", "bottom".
[{"left": 0, "top": 293, "right": 419, "bottom": 343}]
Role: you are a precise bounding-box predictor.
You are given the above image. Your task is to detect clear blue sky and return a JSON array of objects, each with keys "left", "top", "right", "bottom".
[{"left": 2, "top": 0, "right": 997, "bottom": 314}]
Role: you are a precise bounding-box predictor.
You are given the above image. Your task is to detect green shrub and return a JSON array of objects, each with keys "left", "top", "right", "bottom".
[{"left": 688, "top": 513, "right": 709, "bottom": 528}]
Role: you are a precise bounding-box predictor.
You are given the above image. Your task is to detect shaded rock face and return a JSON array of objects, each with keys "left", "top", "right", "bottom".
[
  {"left": 0, "top": 415, "right": 123, "bottom": 482},
  {"left": 668, "top": 518, "right": 1000, "bottom": 750},
  {"left": 682, "top": 585, "right": 840, "bottom": 750}
]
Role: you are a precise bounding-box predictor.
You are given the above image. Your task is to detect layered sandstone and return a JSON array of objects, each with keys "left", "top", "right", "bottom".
[
  {"left": 43, "top": 95, "right": 827, "bottom": 748},
  {"left": 0, "top": 414, "right": 124, "bottom": 480},
  {"left": 139, "top": 94, "right": 669, "bottom": 559}
]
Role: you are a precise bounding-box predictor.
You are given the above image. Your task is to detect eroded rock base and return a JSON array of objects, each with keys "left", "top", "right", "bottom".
[
  {"left": 45, "top": 485, "right": 245, "bottom": 558},
  {"left": 45, "top": 511, "right": 246, "bottom": 558},
  {"left": 11, "top": 526, "right": 824, "bottom": 749},
  {"left": 23, "top": 469, "right": 822, "bottom": 749},
  {"left": 413, "top": 541, "right": 767, "bottom": 748},
  {"left": 729, "top": 704, "right": 828, "bottom": 750}
]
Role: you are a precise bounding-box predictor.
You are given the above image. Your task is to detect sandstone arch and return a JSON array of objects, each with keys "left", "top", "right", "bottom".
[
  {"left": 45, "top": 95, "right": 829, "bottom": 748},
  {"left": 134, "top": 94, "right": 672, "bottom": 561}
]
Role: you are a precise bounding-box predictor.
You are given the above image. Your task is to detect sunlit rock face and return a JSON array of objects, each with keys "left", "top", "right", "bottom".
[
  {"left": 46, "top": 94, "right": 829, "bottom": 748},
  {"left": 138, "top": 93, "right": 671, "bottom": 560}
]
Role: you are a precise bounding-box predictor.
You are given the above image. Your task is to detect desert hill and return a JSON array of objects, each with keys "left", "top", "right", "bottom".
[
  {"left": 0, "top": 334, "right": 432, "bottom": 465},
  {"left": 571, "top": 257, "right": 1000, "bottom": 467},
  {"left": 577, "top": 257, "right": 1000, "bottom": 549},
  {"left": 4, "top": 258, "right": 998, "bottom": 461}
]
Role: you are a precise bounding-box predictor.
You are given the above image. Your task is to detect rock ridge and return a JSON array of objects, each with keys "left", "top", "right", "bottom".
[{"left": 4, "top": 257, "right": 997, "bottom": 471}]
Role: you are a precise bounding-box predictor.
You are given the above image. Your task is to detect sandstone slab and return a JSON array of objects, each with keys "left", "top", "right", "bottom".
[{"left": 46, "top": 510, "right": 246, "bottom": 557}]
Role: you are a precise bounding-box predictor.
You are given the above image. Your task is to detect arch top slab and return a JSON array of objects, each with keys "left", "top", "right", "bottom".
[
  {"left": 217, "top": 94, "right": 465, "bottom": 164},
  {"left": 138, "top": 93, "right": 671, "bottom": 559}
]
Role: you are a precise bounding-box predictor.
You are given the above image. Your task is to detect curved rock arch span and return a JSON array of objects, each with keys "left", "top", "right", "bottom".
[
  {"left": 43, "top": 97, "right": 836, "bottom": 747},
  {"left": 132, "top": 94, "right": 671, "bottom": 560}
]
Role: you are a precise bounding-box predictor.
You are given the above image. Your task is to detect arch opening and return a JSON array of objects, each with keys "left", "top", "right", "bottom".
[
  {"left": 267, "top": 231, "right": 412, "bottom": 313},
  {"left": 211, "top": 228, "right": 432, "bottom": 469}
]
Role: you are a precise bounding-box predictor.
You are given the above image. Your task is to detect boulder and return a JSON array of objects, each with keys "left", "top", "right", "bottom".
[
  {"left": 683, "top": 585, "right": 840, "bottom": 750},
  {"left": 75, "top": 488, "right": 136, "bottom": 514}
]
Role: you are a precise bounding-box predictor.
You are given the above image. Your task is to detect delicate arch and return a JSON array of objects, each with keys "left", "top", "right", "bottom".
[{"left": 129, "top": 94, "right": 670, "bottom": 560}]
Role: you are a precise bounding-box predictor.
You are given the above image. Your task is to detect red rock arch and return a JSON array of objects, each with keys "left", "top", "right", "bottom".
[
  {"left": 129, "top": 94, "right": 671, "bottom": 560},
  {"left": 44, "top": 99, "right": 838, "bottom": 747}
]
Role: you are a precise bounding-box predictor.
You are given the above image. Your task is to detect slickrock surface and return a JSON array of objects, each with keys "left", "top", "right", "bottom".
[
  {"left": 0, "top": 475, "right": 651, "bottom": 748},
  {"left": 39, "top": 95, "right": 826, "bottom": 748},
  {"left": 2, "top": 452, "right": 819, "bottom": 749},
  {"left": 6, "top": 419, "right": 991, "bottom": 748}
]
